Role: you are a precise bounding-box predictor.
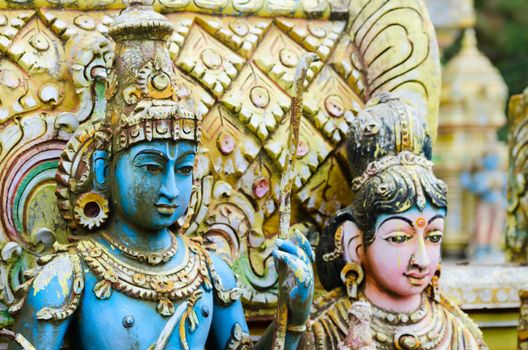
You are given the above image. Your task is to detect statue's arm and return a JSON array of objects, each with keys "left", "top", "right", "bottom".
[
  {"left": 206, "top": 253, "right": 251, "bottom": 349},
  {"left": 206, "top": 246, "right": 309, "bottom": 350},
  {"left": 8, "top": 252, "right": 82, "bottom": 350}
]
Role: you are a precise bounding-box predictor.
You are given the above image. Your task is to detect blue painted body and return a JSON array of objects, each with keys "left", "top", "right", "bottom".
[
  {"left": 461, "top": 153, "right": 506, "bottom": 205},
  {"left": 10, "top": 140, "right": 313, "bottom": 349}
]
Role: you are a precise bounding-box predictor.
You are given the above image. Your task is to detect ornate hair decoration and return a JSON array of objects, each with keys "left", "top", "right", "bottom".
[
  {"left": 351, "top": 151, "right": 434, "bottom": 192},
  {"left": 101, "top": 0, "right": 201, "bottom": 155},
  {"left": 345, "top": 93, "right": 432, "bottom": 182}
]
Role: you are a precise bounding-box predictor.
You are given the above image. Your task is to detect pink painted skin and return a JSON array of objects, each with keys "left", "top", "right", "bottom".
[{"left": 343, "top": 204, "right": 445, "bottom": 313}]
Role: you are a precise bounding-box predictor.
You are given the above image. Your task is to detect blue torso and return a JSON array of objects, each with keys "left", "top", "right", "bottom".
[
  {"left": 72, "top": 272, "right": 213, "bottom": 350},
  {"left": 10, "top": 234, "right": 251, "bottom": 350}
]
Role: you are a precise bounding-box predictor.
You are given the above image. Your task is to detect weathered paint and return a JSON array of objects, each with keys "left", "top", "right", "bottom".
[{"left": 32, "top": 255, "right": 72, "bottom": 299}]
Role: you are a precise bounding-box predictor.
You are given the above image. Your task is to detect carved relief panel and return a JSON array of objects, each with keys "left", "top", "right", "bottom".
[{"left": 0, "top": 0, "right": 440, "bottom": 318}]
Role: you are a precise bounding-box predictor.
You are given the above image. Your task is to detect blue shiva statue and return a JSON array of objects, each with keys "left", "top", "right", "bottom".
[{"left": 7, "top": 2, "right": 314, "bottom": 349}]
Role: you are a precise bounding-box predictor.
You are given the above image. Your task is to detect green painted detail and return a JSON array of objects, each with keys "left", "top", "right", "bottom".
[
  {"left": 0, "top": 310, "right": 14, "bottom": 328},
  {"left": 13, "top": 161, "right": 58, "bottom": 233},
  {"left": 482, "top": 327, "right": 517, "bottom": 350},
  {"left": 93, "top": 81, "right": 107, "bottom": 120},
  {"left": 466, "top": 310, "right": 519, "bottom": 350}
]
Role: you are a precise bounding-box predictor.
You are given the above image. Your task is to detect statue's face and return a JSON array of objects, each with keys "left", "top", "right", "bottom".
[
  {"left": 109, "top": 140, "right": 196, "bottom": 230},
  {"left": 363, "top": 203, "right": 445, "bottom": 298}
]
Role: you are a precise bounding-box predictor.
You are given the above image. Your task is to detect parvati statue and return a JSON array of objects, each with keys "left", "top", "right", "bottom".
[
  {"left": 305, "top": 93, "right": 487, "bottom": 350},
  {"left": 7, "top": 2, "right": 313, "bottom": 349}
]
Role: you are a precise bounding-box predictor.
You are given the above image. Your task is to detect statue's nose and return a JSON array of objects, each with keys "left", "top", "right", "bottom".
[
  {"left": 159, "top": 170, "right": 179, "bottom": 201},
  {"left": 411, "top": 236, "right": 431, "bottom": 268}
]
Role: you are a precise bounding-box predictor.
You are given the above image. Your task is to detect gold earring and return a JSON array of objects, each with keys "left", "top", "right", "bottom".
[
  {"left": 74, "top": 191, "right": 109, "bottom": 230},
  {"left": 430, "top": 264, "right": 441, "bottom": 303},
  {"left": 176, "top": 184, "right": 198, "bottom": 232},
  {"left": 340, "top": 262, "right": 364, "bottom": 299}
]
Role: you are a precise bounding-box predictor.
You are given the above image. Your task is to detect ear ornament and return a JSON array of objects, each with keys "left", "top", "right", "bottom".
[{"left": 340, "top": 262, "right": 364, "bottom": 299}]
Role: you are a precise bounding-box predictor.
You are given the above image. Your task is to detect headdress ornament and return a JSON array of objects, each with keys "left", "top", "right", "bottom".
[
  {"left": 55, "top": 1, "right": 201, "bottom": 231},
  {"left": 351, "top": 151, "right": 434, "bottom": 192},
  {"left": 346, "top": 92, "right": 432, "bottom": 182},
  {"left": 103, "top": 0, "right": 201, "bottom": 154}
]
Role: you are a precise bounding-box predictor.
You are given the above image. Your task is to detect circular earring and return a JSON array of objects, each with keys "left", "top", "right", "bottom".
[
  {"left": 74, "top": 191, "right": 109, "bottom": 230},
  {"left": 429, "top": 263, "right": 441, "bottom": 303},
  {"left": 340, "top": 262, "right": 364, "bottom": 299}
]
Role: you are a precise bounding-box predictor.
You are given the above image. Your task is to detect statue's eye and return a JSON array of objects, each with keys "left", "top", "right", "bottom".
[
  {"left": 385, "top": 234, "right": 411, "bottom": 244},
  {"left": 426, "top": 231, "right": 443, "bottom": 243},
  {"left": 177, "top": 166, "right": 193, "bottom": 175},
  {"left": 145, "top": 164, "right": 162, "bottom": 173}
]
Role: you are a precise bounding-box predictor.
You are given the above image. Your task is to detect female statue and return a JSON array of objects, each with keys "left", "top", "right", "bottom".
[
  {"left": 7, "top": 2, "right": 313, "bottom": 349},
  {"left": 306, "top": 94, "right": 487, "bottom": 350}
]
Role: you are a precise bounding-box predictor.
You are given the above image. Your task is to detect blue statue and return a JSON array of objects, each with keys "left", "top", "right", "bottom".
[
  {"left": 461, "top": 150, "right": 506, "bottom": 261},
  {"left": 7, "top": 2, "right": 314, "bottom": 349}
]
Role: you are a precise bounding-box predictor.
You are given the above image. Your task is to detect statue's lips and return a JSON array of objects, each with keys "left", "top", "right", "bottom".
[
  {"left": 404, "top": 272, "right": 428, "bottom": 285},
  {"left": 154, "top": 203, "right": 179, "bottom": 215}
]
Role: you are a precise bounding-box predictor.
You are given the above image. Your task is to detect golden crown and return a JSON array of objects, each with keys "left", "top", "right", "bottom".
[{"left": 103, "top": 0, "right": 201, "bottom": 154}]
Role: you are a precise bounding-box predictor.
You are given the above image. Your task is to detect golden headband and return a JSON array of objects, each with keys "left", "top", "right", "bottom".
[{"left": 351, "top": 151, "right": 434, "bottom": 192}]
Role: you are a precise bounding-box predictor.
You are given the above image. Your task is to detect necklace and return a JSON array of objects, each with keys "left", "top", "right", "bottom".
[
  {"left": 77, "top": 235, "right": 242, "bottom": 317},
  {"left": 77, "top": 236, "right": 211, "bottom": 316},
  {"left": 101, "top": 231, "right": 178, "bottom": 265},
  {"left": 366, "top": 294, "right": 428, "bottom": 325},
  {"left": 366, "top": 297, "right": 447, "bottom": 350}
]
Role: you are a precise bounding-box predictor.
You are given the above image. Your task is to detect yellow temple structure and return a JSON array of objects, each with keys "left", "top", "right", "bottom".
[{"left": 0, "top": 0, "right": 526, "bottom": 349}]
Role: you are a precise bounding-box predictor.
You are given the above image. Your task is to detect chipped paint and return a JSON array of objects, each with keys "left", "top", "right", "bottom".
[{"left": 33, "top": 254, "right": 72, "bottom": 298}]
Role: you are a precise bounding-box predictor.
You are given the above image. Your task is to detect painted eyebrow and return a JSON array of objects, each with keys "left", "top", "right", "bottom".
[
  {"left": 428, "top": 214, "right": 444, "bottom": 224},
  {"left": 176, "top": 150, "right": 196, "bottom": 163},
  {"left": 377, "top": 215, "right": 414, "bottom": 230},
  {"left": 133, "top": 150, "right": 167, "bottom": 162}
]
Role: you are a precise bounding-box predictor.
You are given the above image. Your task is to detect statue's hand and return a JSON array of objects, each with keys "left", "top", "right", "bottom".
[{"left": 272, "top": 230, "right": 315, "bottom": 328}]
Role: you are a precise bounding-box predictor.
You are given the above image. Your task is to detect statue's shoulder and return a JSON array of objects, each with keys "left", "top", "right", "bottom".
[
  {"left": 437, "top": 294, "right": 489, "bottom": 349},
  {"left": 186, "top": 237, "right": 242, "bottom": 306},
  {"left": 10, "top": 242, "right": 84, "bottom": 322},
  {"left": 303, "top": 288, "right": 350, "bottom": 349}
]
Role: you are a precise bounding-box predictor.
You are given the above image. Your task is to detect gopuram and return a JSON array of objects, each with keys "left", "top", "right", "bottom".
[{"left": 0, "top": 0, "right": 525, "bottom": 349}]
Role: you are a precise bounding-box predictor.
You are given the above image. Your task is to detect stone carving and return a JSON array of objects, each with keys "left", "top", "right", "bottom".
[
  {"left": 0, "top": 0, "right": 440, "bottom": 320},
  {"left": 2, "top": 2, "right": 314, "bottom": 349},
  {"left": 507, "top": 89, "right": 528, "bottom": 264}
]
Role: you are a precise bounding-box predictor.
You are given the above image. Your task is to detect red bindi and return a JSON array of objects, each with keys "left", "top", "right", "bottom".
[{"left": 416, "top": 217, "right": 426, "bottom": 228}]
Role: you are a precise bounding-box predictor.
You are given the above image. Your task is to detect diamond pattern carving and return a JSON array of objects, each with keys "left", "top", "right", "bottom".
[
  {"left": 221, "top": 62, "right": 290, "bottom": 141},
  {"left": 296, "top": 156, "right": 354, "bottom": 226},
  {"left": 304, "top": 66, "right": 364, "bottom": 144},
  {"left": 176, "top": 24, "right": 245, "bottom": 97},
  {"left": 201, "top": 105, "right": 261, "bottom": 181},
  {"left": 253, "top": 25, "right": 323, "bottom": 96},
  {"left": 173, "top": 67, "right": 215, "bottom": 117},
  {"left": 329, "top": 35, "right": 367, "bottom": 99},
  {"left": 39, "top": 10, "right": 117, "bottom": 40},
  {"left": 263, "top": 115, "right": 332, "bottom": 190},
  {"left": 196, "top": 15, "right": 272, "bottom": 59},
  {"left": 275, "top": 18, "right": 346, "bottom": 61}
]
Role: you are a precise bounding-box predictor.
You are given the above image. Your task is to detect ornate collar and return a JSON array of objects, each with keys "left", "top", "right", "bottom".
[
  {"left": 100, "top": 231, "right": 178, "bottom": 265},
  {"left": 360, "top": 295, "right": 447, "bottom": 350},
  {"left": 77, "top": 236, "right": 211, "bottom": 316},
  {"left": 360, "top": 293, "right": 428, "bottom": 325}
]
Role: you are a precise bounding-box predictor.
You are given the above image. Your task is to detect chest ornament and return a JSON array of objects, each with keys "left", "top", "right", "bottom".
[
  {"left": 100, "top": 231, "right": 179, "bottom": 265},
  {"left": 77, "top": 236, "right": 213, "bottom": 317}
]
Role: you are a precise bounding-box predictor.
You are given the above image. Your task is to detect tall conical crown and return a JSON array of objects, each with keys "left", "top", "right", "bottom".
[
  {"left": 345, "top": 92, "right": 432, "bottom": 183},
  {"left": 104, "top": 0, "right": 201, "bottom": 154}
]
